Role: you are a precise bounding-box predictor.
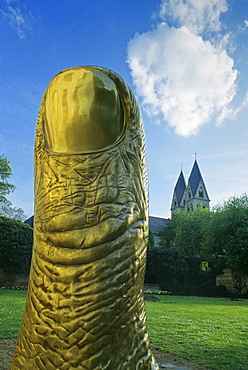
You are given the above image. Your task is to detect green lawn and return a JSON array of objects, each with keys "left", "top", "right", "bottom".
[
  {"left": 0, "top": 290, "right": 26, "bottom": 338},
  {"left": 0, "top": 291, "right": 247, "bottom": 370},
  {"left": 146, "top": 295, "right": 248, "bottom": 370}
]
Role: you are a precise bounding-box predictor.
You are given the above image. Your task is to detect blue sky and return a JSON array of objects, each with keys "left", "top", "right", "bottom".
[{"left": 1, "top": 0, "right": 248, "bottom": 219}]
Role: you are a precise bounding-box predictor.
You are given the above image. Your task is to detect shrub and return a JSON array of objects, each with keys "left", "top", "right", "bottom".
[
  {"left": 145, "top": 247, "right": 219, "bottom": 296},
  {"left": 0, "top": 216, "right": 33, "bottom": 274}
]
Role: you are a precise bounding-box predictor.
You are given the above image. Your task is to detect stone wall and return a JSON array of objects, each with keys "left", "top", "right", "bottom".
[{"left": 216, "top": 268, "right": 248, "bottom": 294}]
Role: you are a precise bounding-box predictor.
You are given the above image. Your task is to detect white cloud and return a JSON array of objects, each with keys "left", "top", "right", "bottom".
[
  {"left": 159, "top": 0, "right": 228, "bottom": 35},
  {"left": 127, "top": 23, "right": 237, "bottom": 136},
  {"left": 1, "top": 0, "right": 31, "bottom": 39},
  {"left": 127, "top": 0, "right": 238, "bottom": 137},
  {"left": 241, "top": 90, "right": 248, "bottom": 107}
]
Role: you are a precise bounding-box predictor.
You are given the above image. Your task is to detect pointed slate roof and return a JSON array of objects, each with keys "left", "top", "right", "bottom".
[
  {"left": 149, "top": 216, "right": 170, "bottom": 234},
  {"left": 24, "top": 215, "right": 34, "bottom": 228},
  {"left": 188, "top": 160, "right": 203, "bottom": 197},
  {"left": 174, "top": 170, "right": 186, "bottom": 204}
]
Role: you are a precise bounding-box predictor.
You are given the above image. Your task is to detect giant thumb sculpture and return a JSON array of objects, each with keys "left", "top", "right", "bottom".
[{"left": 10, "top": 66, "right": 159, "bottom": 370}]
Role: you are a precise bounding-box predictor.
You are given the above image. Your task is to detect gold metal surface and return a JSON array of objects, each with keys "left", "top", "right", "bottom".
[
  {"left": 10, "top": 66, "right": 159, "bottom": 369},
  {"left": 44, "top": 67, "right": 124, "bottom": 153}
]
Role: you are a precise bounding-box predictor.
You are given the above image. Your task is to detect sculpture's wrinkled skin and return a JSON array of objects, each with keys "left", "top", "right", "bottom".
[{"left": 10, "top": 66, "right": 159, "bottom": 370}]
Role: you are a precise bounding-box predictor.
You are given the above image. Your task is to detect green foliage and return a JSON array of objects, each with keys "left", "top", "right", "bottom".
[
  {"left": 148, "top": 228, "right": 155, "bottom": 249},
  {"left": 144, "top": 247, "right": 215, "bottom": 295},
  {"left": 146, "top": 295, "right": 248, "bottom": 370},
  {"left": 0, "top": 216, "right": 33, "bottom": 274},
  {"left": 202, "top": 194, "right": 248, "bottom": 274},
  {"left": 145, "top": 247, "right": 181, "bottom": 290},
  {"left": 0, "top": 203, "right": 26, "bottom": 221},
  {"left": 0, "top": 154, "right": 26, "bottom": 221},
  {"left": 159, "top": 195, "right": 248, "bottom": 275},
  {"left": 159, "top": 209, "right": 210, "bottom": 256},
  {"left": 0, "top": 154, "right": 16, "bottom": 205}
]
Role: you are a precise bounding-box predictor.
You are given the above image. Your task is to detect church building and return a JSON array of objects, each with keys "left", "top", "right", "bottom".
[{"left": 171, "top": 159, "right": 210, "bottom": 216}]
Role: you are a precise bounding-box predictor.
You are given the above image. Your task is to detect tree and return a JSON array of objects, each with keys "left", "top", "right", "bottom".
[
  {"left": 201, "top": 194, "right": 248, "bottom": 274},
  {"left": 0, "top": 216, "right": 33, "bottom": 274},
  {"left": 159, "top": 209, "right": 210, "bottom": 257},
  {"left": 145, "top": 247, "right": 183, "bottom": 291},
  {"left": 0, "top": 154, "right": 26, "bottom": 220},
  {"left": 148, "top": 228, "right": 155, "bottom": 249},
  {"left": 145, "top": 246, "right": 213, "bottom": 295},
  {"left": 0, "top": 154, "right": 16, "bottom": 205},
  {"left": 152, "top": 196, "right": 248, "bottom": 294},
  {"left": 157, "top": 209, "right": 221, "bottom": 293},
  {"left": 0, "top": 203, "right": 26, "bottom": 221}
]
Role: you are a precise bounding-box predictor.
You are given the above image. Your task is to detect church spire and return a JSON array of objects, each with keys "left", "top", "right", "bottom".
[
  {"left": 188, "top": 159, "right": 202, "bottom": 197},
  {"left": 171, "top": 169, "right": 186, "bottom": 213},
  {"left": 186, "top": 159, "right": 210, "bottom": 211},
  {"left": 171, "top": 158, "right": 210, "bottom": 216}
]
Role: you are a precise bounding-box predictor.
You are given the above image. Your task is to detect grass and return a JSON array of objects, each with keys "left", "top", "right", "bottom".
[
  {"left": 0, "top": 291, "right": 247, "bottom": 369},
  {"left": 146, "top": 295, "right": 248, "bottom": 370},
  {"left": 0, "top": 290, "right": 26, "bottom": 338}
]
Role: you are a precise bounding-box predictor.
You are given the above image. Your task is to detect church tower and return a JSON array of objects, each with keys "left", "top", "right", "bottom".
[
  {"left": 170, "top": 169, "right": 186, "bottom": 213},
  {"left": 171, "top": 159, "right": 210, "bottom": 216}
]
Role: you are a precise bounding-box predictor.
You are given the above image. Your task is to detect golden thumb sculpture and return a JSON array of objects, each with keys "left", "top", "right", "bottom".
[{"left": 10, "top": 66, "right": 159, "bottom": 369}]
